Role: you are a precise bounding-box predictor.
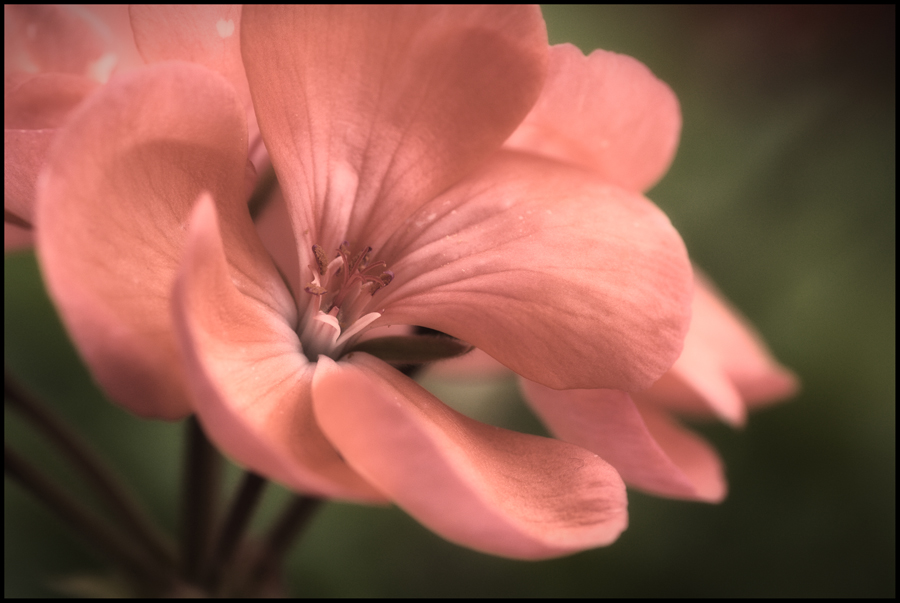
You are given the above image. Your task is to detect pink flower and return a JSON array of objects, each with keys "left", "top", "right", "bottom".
[{"left": 35, "top": 6, "right": 695, "bottom": 558}]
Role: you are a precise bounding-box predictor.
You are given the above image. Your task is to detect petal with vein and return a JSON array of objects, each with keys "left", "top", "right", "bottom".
[
  {"left": 241, "top": 5, "right": 548, "bottom": 274},
  {"left": 377, "top": 151, "right": 692, "bottom": 392}
]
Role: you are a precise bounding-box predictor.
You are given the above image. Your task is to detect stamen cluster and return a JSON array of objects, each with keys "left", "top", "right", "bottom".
[{"left": 299, "top": 242, "right": 393, "bottom": 359}]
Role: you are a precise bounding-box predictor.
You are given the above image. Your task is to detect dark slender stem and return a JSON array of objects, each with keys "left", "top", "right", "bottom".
[
  {"left": 5, "top": 444, "right": 173, "bottom": 593},
  {"left": 4, "top": 369, "right": 177, "bottom": 570},
  {"left": 241, "top": 495, "right": 322, "bottom": 596},
  {"left": 203, "top": 471, "right": 267, "bottom": 591},
  {"left": 180, "top": 417, "right": 222, "bottom": 583}
]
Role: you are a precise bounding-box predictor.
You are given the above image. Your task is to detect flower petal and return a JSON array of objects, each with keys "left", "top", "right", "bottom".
[
  {"left": 640, "top": 270, "right": 798, "bottom": 422},
  {"left": 4, "top": 73, "right": 97, "bottom": 129},
  {"left": 128, "top": 6, "right": 258, "bottom": 153},
  {"left": 376, "top": 151, "right": 693, "bottom": 392},
  {"left": 635, "top": 402, "right": 727, "bottom": 503},
  {"left": 5, "top": 5, "right": 109, "bottom": 77},
  {"left": 504, "top": 44, "right": 681, "bottom": 193},
  {"left": 312, "top": 353, "right": 628, "bottom": 559},
  {"left": 4, "top": 128, "right": 54, "bottom": 224},
  {"left": 521, "top": 380, "right": 722, "bottom": 502},
  {"left": 5, "top": 5, "right": 141, "bottom": 82},
  {"left": 173, "top": 196, "right": 384, "bottom": 501},
  {"left": 5, "top": 75, "right": 97, "bottom": 232},
  {"left": 35, "top": 62, "right": 257, "bottom": 418},
  {"left": 240, "top": 5, "right": 548, "bottom": 270},
  {"left": 253, "top": 185, "right": 302, "bottom": 304}
]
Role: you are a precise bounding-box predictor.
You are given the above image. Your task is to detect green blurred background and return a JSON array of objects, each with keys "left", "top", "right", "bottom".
[{"left": 5, "top": 6, "right": 895, "bottom": 597}]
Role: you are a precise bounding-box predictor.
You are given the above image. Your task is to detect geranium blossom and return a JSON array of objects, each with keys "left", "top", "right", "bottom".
[{"left": 35, "top": 6, "right": 696, "bottom": 558}]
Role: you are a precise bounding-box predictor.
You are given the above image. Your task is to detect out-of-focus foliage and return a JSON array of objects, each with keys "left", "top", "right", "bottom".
[{"left": 5, "top": 5, "right": 894, "bottom": 597}]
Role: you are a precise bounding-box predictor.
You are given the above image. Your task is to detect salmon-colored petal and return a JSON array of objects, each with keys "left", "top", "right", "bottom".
[
  {"left": 240, "top": 5, "right": 548, "bottom": 274},
  {"left": 4, "top": 73, "right": 97, "bottom": 129},
  {"left": 635, "top": 402, "right": 727, "bottom": 503},
  {"left": 521, "top": 380, "right": 720, "bottom": 501},
  {"left": 646, "top": 338, "right": 749, "bottom": 427},
  {"left": 313, "top": 353, "right": 628, "bottom": 559},
  {"left": 4, "top": 129, "right": 54, "bottom": 224},
  {"left": 35, "top": 62, "right": 261, "bottom": 419},
  {"left": 641, "top": 270, "right": 798, "bottom": 421},
  {"left": 505, "top": 44, "right": 680, "bottom": 193},
  {"left": 5, "top": 75, "right": 96, "bottom": 239},
  {"left": 128, "top": 5, "right": 258, "bottom": 154},
  {"left": 253, "top": 185, "right": 302, "bottom": 305},
  {"left": 691, "top": 272, "right": 799, "bottom": 405},
  {"left": 173, "top": 197, "right": 383, "bottom": 501},
  {"left": 130, "top": 6, "right": 245, "bottom": 97},
  {"left": 375, "top": 151, "right": 692, "bottom": 392},
  {"left": 5, "top": 5, "right": 140, "bottom": 83}
]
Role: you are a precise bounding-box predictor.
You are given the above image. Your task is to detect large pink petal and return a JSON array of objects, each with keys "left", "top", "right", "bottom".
[
  {"left": 35, "top": 62, "right": 265, "bottom": 419},
  {"left": 639, "top": 271, "right": 798, "bottom": 421},
  {"left": 313, "top": 353, "right": 628, "bottom": 559},
  {"left": 521, "top": 380, "right": 722, "bottom": 502},
  {"left": 504, "top": 44, "right": 681, "bottom": 193},
  {"left": 374, "top": 151, "right": 693, "bottom": 392},
  {"left": 240, "top": 5, "right": 548, "bottom": 274},
  {"left": 173, "top": 197, "right": 384, "bottom": 501}
]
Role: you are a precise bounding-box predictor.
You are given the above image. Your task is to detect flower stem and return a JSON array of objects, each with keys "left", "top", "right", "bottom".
[
  {"left": 242, "top": 495, "right": 322, "bottom": 596},
  {"left": 203, "top": 470, "right": 268, "bottom": 592},
  {"left": 180, "top": 416, "right": 223, "bottom": 584},
  {"left": 4, "top": 369, "right": 177, "bottom": 570},
  {"left": 5, "top": 444, "right": 174, "bottom": 593}
]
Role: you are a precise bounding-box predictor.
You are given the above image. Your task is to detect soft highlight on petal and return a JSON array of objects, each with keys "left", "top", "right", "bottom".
[
  {"left": 313, "top": 353, "right": 628, "bottom": 559},
  {"left": 521, "top": 381, "right": 722, "bottom": 502},
  {"left": 505, "top": 43, "right": 681, "bottom": 193},
  {"left": 173, "top": 197, "right": 383, "bottom": 501},
  {"left": 241, "top": 5, "right": 549, "bottom": 273},
  {"left": 35, "top": 62, "right": 252, "bottom": 418},
  {"left": 376, "top": 151, "right": 693, "bottom": 392}
]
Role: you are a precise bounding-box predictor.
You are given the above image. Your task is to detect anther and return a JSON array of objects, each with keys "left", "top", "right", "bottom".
[{"left": 312, "top": 244, "right": 328, "bottom": 275}]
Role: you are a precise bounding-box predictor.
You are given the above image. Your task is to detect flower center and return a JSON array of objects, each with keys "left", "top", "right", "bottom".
[{"left": 298, "top": 241, "right": 393, "bottom": 360}]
